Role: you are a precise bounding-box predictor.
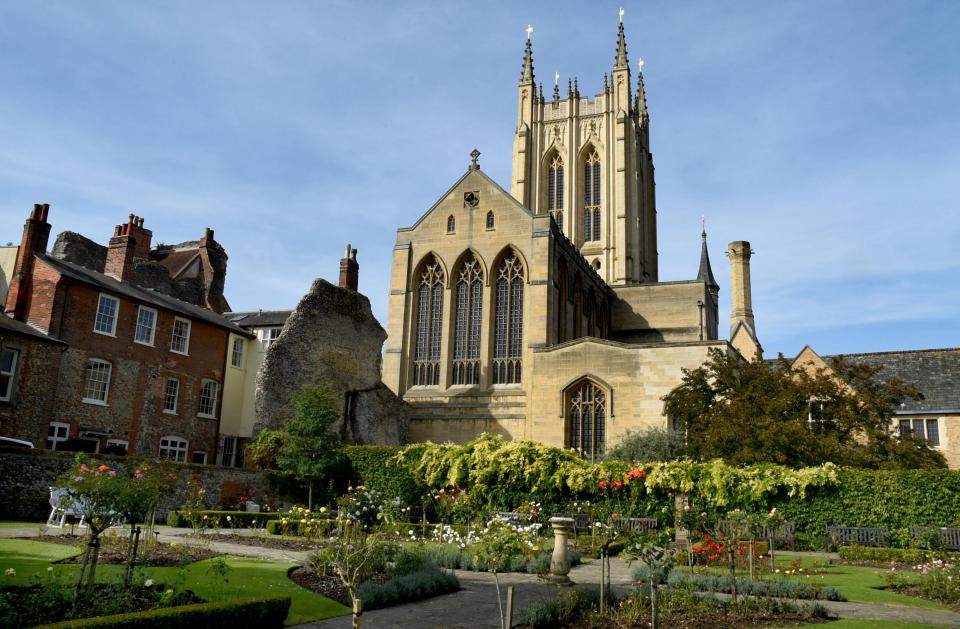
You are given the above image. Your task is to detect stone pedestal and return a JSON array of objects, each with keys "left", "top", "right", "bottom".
[{"left": 546, "top": 516, "right": 575, "bottom": 585}]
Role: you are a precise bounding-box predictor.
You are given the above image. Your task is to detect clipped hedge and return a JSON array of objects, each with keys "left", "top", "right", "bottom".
[
  {"left": 165, "top": 510, "right": 283, "bottom": 528},
  {"left": 772, "top": 468, "right": 960, "bottom": 548},
  {"left": 35, "top": 595, "right": 291, "bottom": 629},
  {"left": 342, "top": 444, "right": 429, "bottom": 506},
  {"left": 266, "top": 517, "right": 332, "bottom": 536}
]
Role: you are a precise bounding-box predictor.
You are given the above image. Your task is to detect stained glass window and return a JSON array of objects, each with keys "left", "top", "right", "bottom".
[
  {"left": 583, "top": 149, "right": 601, "bottom": 241},
  {"left": 568, "top": 380, "right": 606, "bottom": 460},
  {"left": 413, "top": 257, "right": 445, "bottom": 386},
  {"left": 547, "top": 154, "right": 565, "bottom": 233},
  {"left": 453, "top": 254, "right": 484, "bottom": 385},
  {"left": 493, "top": 254, "right": 524, "bottom": 384}
]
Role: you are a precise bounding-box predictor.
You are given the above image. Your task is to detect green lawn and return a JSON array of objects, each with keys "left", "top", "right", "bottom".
[
  {"left": 771, "top": 553, "right": 937, "bottom": 609},
  {"left": 0, "top": 519, "right": 46, "bottom": 528},
  {"left": 0, "top": 539, "right": 349, "bottom": 625}
]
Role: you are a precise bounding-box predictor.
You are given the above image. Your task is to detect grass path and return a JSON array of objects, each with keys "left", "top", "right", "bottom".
[
  {"left": 795, "top": 620, "right": 946, "bottom": 629},
  {"left": 0, "top": 538, "right": 348, "bottom": 625}
]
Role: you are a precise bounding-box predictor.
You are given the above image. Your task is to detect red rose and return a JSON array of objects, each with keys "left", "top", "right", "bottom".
[{"left": 598, "top": 480, "right": 608, "bottom": 489}]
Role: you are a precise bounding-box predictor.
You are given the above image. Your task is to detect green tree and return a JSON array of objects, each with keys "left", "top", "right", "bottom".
[
  {"left": 246, "top": 428, "right": 286, "bottom": 470},
  {"left": 662, "top": 348, "right": 945, "bottom": 469},
  {"left": 277, "top": 385, "right": 344, "bottom": 508},
  {"left": 605, "top": 426, "right": 687, "bottom": 463}
]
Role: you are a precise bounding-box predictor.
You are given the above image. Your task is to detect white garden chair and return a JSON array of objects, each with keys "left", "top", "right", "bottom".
[{"left": 47, "top": 487, "right": 86, "bottom": 528}]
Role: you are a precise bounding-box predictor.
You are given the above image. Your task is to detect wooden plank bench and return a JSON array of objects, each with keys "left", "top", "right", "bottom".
[
  {"left": 615, "top": 517, "right": 659, "bottom": 533},
  {"left": 555, "top": 512, "right": 592, "bottom": 534},
  {"left": 909, "top": 526, "right": 960, "bottom": 550},
  {"left": 825, "top": 526, "right": 889, "bottom": 550},
  {"left": 715, "top": 520, "right": 796, "bottom": 550}
]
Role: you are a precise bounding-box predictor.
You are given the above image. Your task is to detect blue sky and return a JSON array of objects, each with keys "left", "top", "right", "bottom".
[{"left": 0, "top": 1, "right": 957, "bottom": 358}]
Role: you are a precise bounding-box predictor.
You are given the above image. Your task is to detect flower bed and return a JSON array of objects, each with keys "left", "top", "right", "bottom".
[
  {"left": 839, "top": 544, "right": 960, "bottom": 566},
  {"left": 666, "top": 573, "right": 845, "bottom": 601}
]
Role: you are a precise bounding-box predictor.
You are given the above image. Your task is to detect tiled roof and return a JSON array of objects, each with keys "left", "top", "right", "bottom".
[
  {"left": 828, "top": 348, "right": 960, "bottom": 413},
  {"left": 36, "top": 253, "right": 253, "bottom": 337},
  {"left": 151, "top": 249, "right": 199, "bottom": 278},
  {"left": 0, "top": 314, "right": 65, "bottom": 344},
  {"left": 226, "top": 310, "right": 292, "bottom": 328}
]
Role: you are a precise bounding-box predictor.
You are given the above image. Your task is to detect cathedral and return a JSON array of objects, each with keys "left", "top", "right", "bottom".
[{"left": 382, "top": 22, "right": 761, "bottom": 458}]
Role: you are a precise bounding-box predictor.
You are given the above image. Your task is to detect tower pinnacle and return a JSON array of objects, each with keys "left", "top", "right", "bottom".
[
  {"left": 614, "top": 18, "right": 629, "bottom": 69},
  {"left": 636, "top": 57, "right": 649, "bottom": 123},
  {"left": 697, "top": 217, "right": 719, "bottom": 291},
  {"left": 519, "top": 30, "right": 534, "bottom": 84}
]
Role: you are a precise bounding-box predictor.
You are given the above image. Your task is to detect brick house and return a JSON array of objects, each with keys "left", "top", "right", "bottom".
[{"left": 1, "top": 204, "right": 253, "bottom": 462}]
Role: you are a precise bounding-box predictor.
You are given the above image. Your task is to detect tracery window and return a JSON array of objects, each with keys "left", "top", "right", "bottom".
[
  {"left": 452, "top": 254, "right": 484, "bottom": 385},
  {"left": 583, "top": 149, "right": 601, "bottom": 241},
  {"left": 568, "top": 380, "right": 606, "bottom": 461},
  {"left": 493, "top": 253, "right": 524, "bottom": 384},
  {"left": 413, "top": 257, "right": 445, "bottom": 386},
  {"left": 547, "top": 154, "right": 565, "bottom": 233}
]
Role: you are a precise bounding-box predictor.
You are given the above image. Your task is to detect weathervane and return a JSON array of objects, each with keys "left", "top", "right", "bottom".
[
  {"left": 700, "top": 215, "right": 706, "bottom": 236},
  {"left": 525, "top": 24, "right": 533, "bottom": 40},
  {"left": 619, "top": 7, "right": 625, "bottom": 22}
]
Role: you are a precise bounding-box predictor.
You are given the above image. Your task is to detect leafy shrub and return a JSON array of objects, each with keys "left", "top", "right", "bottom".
[
  {"left": 358, "top": 565, "right": 459, "bottom": 610},
  {"left": 516, "top": 590, "right": 599, "bottom": 629},
  {"left": 165, "top": 510, "right": 281, "bottom": 528},
  {"left": 266, "top": 506, "right": 331, "bottom": 537},
  {"left": 605, "top": 427, "right": 686, "bottom": 463},
  {"left": 667, "top": 573, "right": 844, "bottom": 601},
  {"left": 33, "top": 595, "right": 291, "bottom": 629}
]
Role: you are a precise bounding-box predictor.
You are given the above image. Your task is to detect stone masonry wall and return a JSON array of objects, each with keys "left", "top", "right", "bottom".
[
  {"left": 256, "top": 278, "right": 408, "bottom": 445},
  {"left": 0, "top": 446, "right": 268, "bottom": 521}
]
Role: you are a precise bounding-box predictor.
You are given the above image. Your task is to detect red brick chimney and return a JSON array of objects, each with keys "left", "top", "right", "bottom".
[
  {"left": 104, "top": 214, "right": 152, "bottom": 282},
  {"left": 339, "top": 243, "right": 359, "bottom": 291},
  {"left": 5, "top": 203, "right": 52, "bottom": 320}
]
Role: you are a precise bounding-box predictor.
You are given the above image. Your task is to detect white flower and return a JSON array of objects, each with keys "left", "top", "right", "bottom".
[
  {"left": 4, "top": 568, "right": 15, "bottom": 577},
  {"left": 144, "top": 579, "right": 154, "bottom": 587},
  {"left": 47, "top": 567, "right": 54, "bottom": 573}
]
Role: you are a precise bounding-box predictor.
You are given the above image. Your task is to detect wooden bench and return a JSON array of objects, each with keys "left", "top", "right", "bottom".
[
  {"left": 909, "top": 526, "right": 960, "bottom": 550},
  {"left": 824, "top": 526, "right": 889, "bottom": 550},
  {"left": 716, "top": 520, "right": 796, "bottom": 550},
  {"left": 488, "top": 511, "right": 530, "bottom": 526},
  {"left": 555, "top": 512, "right": 592, "bottom": 534},
  {"left": 615, "top": 517, "right": 659, "bottom": 533}
]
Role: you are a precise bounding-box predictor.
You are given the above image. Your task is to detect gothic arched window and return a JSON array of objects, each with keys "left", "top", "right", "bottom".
[
  {"left": 446, "top": 215, "right": 456, "bottom": 234},
  {"left": 452, "top": 253, "right": 484, "bottom": 385},
  {"left": 583, "top": 149, "right": 601, "bottom": 241},
  {"left": 568, "top": 379, "right": 607, "bottom": 461},
  {"left": 547, "top": 154, "right": 565, "bottom": 233},
  {"left": 493, "top": 253, "right": 524, "bottom": 384},
  {"left": 413, "top": 256, "right": 444, "bottom": 386},
  {"left": 486, "top": 211, "right": 495, "bottom": 230}
]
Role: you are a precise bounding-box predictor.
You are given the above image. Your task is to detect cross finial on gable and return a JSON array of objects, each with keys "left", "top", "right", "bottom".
[
  {"left": 470, "top": 148, "right": 481, "bottom": 169},
  {"left": 525, "top": 24, "right": 533, "bottom": 40},
  {"left": 619, "top": 7, "right": 625, "bottom": 22}
]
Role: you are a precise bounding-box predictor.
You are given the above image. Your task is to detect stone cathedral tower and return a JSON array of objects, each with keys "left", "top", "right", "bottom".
[{"left": 510, "top": 21, "right": 658, "bottom": 285}]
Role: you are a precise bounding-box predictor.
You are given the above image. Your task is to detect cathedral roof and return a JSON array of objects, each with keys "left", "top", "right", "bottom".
[{"left": 398, "top": 159, "right": 532, "bottom": 233}]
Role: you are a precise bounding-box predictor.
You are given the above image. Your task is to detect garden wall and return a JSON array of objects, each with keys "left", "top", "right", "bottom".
[{"left": 0, "top": 446, "right": 269, "bottom": 522}]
